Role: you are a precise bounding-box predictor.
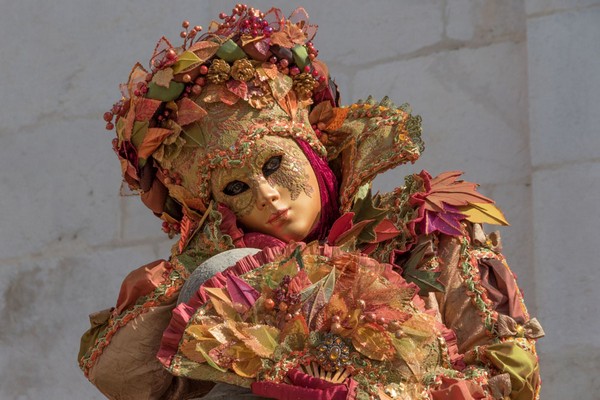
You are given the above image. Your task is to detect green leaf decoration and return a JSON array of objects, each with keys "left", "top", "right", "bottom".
[
  {"left": 400, "top": 240, "right": 444, "bottom": 294},
  {"left": 172, "top": 51, "right": 202, "bottom": 74},
  {"left": 300, "top": 268, "right": 336, "bottom": 329},
  {"left": 130, "top": 120, "right": 149, "bottom": 149},
  {"left": 351, "top": 188, "right": 387, "bottom": 244},
  {"left": 216, "top": 39, "right": 247, "bottom": 62},
  {"left": 146, "top": 81, "right": 185, "bottom": 101},
  {"left": 292, "top": 45, "right": 310, "bottom": 69}
]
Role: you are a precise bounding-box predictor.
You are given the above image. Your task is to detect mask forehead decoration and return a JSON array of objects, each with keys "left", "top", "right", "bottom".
[{"left": 106, "top": 4, "right": 424, "bottom": 239}]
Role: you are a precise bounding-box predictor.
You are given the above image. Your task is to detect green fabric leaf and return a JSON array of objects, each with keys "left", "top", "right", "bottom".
[
  {"left": 351, "top": 188, "right": 387, "bottom": 244},
  {"left": 400, "top": 240, "right": 444, "bottom": 294},
  {"left": 172, "top": 51, "right": 202, "bottom": 74},
  {"left": 146, "top": 81, "right": 185, "bottom": 101},
  {"left": 292, "top": 45, "right": 310, "bottom": 69},
  {"left": 131, "top": 120, "right": 149, "bottom": 149},
  {"left": 216, "top": 39, "right": 247, "bottom": 62}
]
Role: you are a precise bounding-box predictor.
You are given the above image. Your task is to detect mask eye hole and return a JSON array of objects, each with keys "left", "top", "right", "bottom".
[
  {"left": 262, "top": 155, "right": 282, "bottom": 177},
  {"left": 223, "top": 180, "right": 249, "bottom": 196}
]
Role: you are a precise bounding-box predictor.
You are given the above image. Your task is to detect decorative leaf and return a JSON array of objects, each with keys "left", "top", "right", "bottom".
[
  {"left": 137, "top": 128, "right": 173, "bottom": 159},
  {"left": 327, "top": 212, "right": 355, "bottom": 245},
  {"left": 309, "top": 100, "right": 334, "bottom": 126},
  {"left": 134, "top": 98, "right": 162, "bottom": 121},
  {"left": 280, "top": 315, "right": 309, "bottom": 351},
  {"left": 424, "top": 171, "right": 494, "bottom": 211},
  {"left": 270, "top": 21, "right": 307, "bottom": 48},
  {"left": 459, "top": 202, "right": 509, "bottom": 226},
  {"left": 301, "top": 268, "right": 336, "bottom": 329},
  {"left": 257, "top": 63, "right": 278, "bottom": 80},
  {"left": 231, "top": 355, "right": 262, "bottom": 378},
  {"left": 352, "top": 323, "right": 393, "bottom": 361},
  {"left": 172, "top": 51, "right": 202, "bottom": 74},
  {"left": 275, "top": 90, "right": 298, "bottom": 119},
  {"left": 216, "top": 39, "right": 247, "bottom": 62},
  {"left": 152, "top": 67, "right": 174, "bottom": 88},
  {"left": 176, "top": 97, "right": 208, "bottom": 126},
  {"left": 130, "top": 120, "right": 149, "bottom": 149},
  {"left": 268, "top": 74, "right": 293, "bottom": 101},
  {"left": 188, "top": 40, "right": 220, "bottom": 62},
  {"left": 218, "top": 85, "right": 241, "bottom": 105},
  {"left": 146, "top": 81, "right": 185, "bottom": 101},
  {"left": 226, "top": 274, "right": 260, "bottom": 310},
  {"left": 372, "top": 219, "right": 402, "bottom": 243},
  {"left": 226, "top": 79, "right": 248, "bottom": 100},
  {"left": 422, "top": 207, "right": 465, "bottom": 236},
  {"left": 240, "top": 324, "right": 279, "bottom": 357},
  {"left": 270, "top": 32, "right": 294, "bottom": 49},
  {"left": 204, "top": 287, "right": 237, "bottom": 319},
  {"left": 398, "top": 241, "right": 444, "bottom": 294},
  {"left": 178, "top": 214, "right": 200, "bottom": 254}
]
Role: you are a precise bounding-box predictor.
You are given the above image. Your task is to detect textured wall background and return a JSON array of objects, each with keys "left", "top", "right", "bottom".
[{"left": 0, "top": 1, "right": 598, "bottom": 399}]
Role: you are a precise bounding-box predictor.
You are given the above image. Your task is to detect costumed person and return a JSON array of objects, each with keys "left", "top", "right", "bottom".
[{"left": 79, "top": 5, "right": 543, "bottom": 400}]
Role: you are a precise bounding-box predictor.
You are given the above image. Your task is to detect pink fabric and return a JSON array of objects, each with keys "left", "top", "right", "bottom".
[
  {"left": 251, "top": 368, "right": 357, "bottom": 400},
  {"left": 297, "top": 139, "right": 339, "bottom": 242}
]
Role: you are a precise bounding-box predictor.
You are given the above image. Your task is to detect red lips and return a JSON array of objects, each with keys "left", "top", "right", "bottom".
[{"left": 268, "top": 208, "right": 289, "bottom": 224}]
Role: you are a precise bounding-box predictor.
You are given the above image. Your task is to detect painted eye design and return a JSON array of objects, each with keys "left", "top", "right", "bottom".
[
  {"left": 223, "top": 180, "right": 250, "bottom": 196},
  {"left": 262, "top": 155, "right": 282, "bottom": 177}
]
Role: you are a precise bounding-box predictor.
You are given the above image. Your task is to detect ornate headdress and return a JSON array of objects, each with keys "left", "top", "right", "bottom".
[{"left": 106, "top": 5, "right": 424, "bottom": 237}]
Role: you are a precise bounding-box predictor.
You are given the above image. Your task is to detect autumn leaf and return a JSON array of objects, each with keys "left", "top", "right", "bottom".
[
  {"left": 226, "top": 274, "right": 260, "bottom": 310},
  {"left": 257, "top": 63, "right": 278, "bottom": 80},
  {"left": 176, "top": 97, "right": 208, "bottom": 126},
  {"left": 459, "top": 202, "right": 509, "bottom": 226},
  {"left": 309, "top": 100, "right": 334, "bottom": 126},
  {"left": 268, "top": 74, "right": 293, "bottom": 101},
  {"left": 172, "top": 51, "right": 202, "bottom": 74},
  {"left": 137, "top": 128, "right": 173, "bottom": 159},
  {"left": 218, "top": 85, "right": 241, "bottom": 105},
  {"left": 134, "top": 98, "right": 162, "bottom": 121},
  {"left": 270, "top": 21, "right": 307, "bottom": 48},
  {"left": 130, "top": 120, "right": 149, "bottom": 149},
  {"left": 275, "top": 90, "right": 298, "bottom": 119},
  {"left": 421, "top": 170, "right": 494, "bottom": 212},
  {"left": 301, "top": 268, "right": 336, "bottom": 329},
  {"left": 396, "top": 240, "right": 443, "bottom": 294},
  {"left": 422, "top": 207, "right": 465, "bottom": 236},
  {"left": 188, "top": 40, "right": 220, "bottom": 62},
  {"left": 352, "top": 323, "right": 394, "bottom": 361},
  {"left": 227, "top": 79, "right": 248, "bottom": 100}
]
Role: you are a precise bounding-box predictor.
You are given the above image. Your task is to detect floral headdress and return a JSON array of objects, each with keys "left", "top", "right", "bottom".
[{"left": 106, "top": 5, "right": 338, "bottom": 233}]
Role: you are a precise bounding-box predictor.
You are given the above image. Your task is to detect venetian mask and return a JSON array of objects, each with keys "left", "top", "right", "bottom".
[{"left": 211, "top": 136, "right": 322, "bottom": 242}]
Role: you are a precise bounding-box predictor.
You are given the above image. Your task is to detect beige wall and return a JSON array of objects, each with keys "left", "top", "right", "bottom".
[{"left": 0, "top": 1, "right": 598, "bottom": 398}]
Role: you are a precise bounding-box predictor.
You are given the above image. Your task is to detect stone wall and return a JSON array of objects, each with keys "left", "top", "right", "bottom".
[{"left": 0, "top": 1, "right": 597, "bottom": 398}]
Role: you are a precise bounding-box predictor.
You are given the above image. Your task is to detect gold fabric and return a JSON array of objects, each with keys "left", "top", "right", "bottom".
[{"left": 485, "top": 342, "right": 540, "bottom": 400}]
